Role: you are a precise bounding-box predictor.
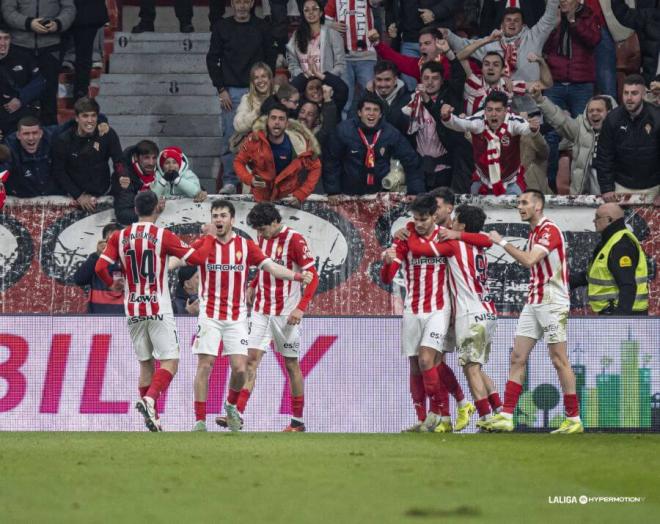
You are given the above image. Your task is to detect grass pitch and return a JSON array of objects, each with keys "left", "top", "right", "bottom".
[{"left": 0, "top": 433, "right": 658, "bottom": 524}]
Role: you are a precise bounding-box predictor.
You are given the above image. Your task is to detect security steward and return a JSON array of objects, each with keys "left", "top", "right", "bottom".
[{"left": 571, "top": 203, "right": 649, "bottom": 315}]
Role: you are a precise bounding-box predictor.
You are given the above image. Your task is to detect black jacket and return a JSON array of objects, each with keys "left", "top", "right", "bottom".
[
  {"left": 612, "top": 0, "right": 660, "bottom": 84},
  {"left": 570, "top": 218, "right": 647, "bottom": 315},
  {"left": 52, "top": 126, "right": 125, "bottom": 199},
  {"left": 111, "top": 144, "right": 151, "bottom": 225},
  {"left": 377, "top": 82, "right": 412, "bottom": 139},
  {"left": 206, "top": 16, "right": 277, "bottom": 90},
  {"left": 73, "top": 0, "right": 109, "bottom": 27},
  {"left": 478, "top": 0, "right": 546, "bottom": 37},
  {"left": 0, "top": 46, "right": 46, "bottom": 129},
  {"left": 323, "top": 116, "right": 424, "bottom": 196},
  {"left": 73, "top": 253, "right": 124, "bottom": 314},
  {"left": 595, "top": 102, "right": 660, "bottom": 193},
  {"left": 386, "top": 0, "right": 461, "bottom": 42}
]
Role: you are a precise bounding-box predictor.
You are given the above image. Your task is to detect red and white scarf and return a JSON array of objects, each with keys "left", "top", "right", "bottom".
[
  {"left": 329, "top": 0, "right": 375, "bottom": 53},
  {"left": 483, "top": 120, "right": 510, "bottom": 196},
  {"left": 500, "top": 36, "right": 522, "bottom": 77},
  {"left": 357, "top": 127, "right": 381, "bottom": 186},
  {"left": 132, "top": 160, "right": 156, "bottom": 191}
]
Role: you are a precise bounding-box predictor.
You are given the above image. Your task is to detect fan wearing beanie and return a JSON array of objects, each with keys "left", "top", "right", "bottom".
[{"left": 152, "top": 146, "right": 207, "bottom": 201}]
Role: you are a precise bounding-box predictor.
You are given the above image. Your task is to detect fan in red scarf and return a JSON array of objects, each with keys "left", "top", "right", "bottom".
[{"left": 440, "top": 91, "right": 540, "bottom": 196}]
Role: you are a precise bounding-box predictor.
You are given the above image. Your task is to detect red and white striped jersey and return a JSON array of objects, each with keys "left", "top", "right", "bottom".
[
  {"left": 253, "top": 226, "right": 315, "bottom": 316},
  {"left": 101, "top": 222, "right": 198, "bottom": 317},
  {"left": 324, "top": 0, "right": 375, "bottom": 54},
  {"left": 526, "top": 217, "right": 570, "bottom": 305},
  {"left": 464, "top": 73, "right": 527, "bottom": 116},
  {"left": 197, "top": 233, "right": 270, "bottom": 321},
  {"left": 390, "top": 226, "right": 450, "bottom": 315},
  {"left": 444, "top": 241, "right": 497, "bottom": 316}
]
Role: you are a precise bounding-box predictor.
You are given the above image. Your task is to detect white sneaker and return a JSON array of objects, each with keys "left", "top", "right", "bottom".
[
  {"left": 224, "top": 401, "right": 243, "bottom": 432},
  {"left": 135, "top": 397, "right": 159, "bottom": 432},
  {"left": 192, "top": 420, "right": 207, "bottom": 432},
  {"left": 422, "top": 412, "right": 441, "bottom": 432}
]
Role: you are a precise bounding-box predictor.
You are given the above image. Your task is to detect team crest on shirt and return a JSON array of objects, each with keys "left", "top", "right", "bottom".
[
  {"left": 93, "top": 142, "right": 100, "bottom": 151},
  {"left": 501, "top": 135, "right": 510, "bottom": 146},
  {"left": 644, "top": 123, "right": 652, "bottom": 135},
  {"left": 537, "top": 230, "right": 551, "bottom": 247},
  {"left": 236, "top": 251, "right": 243, "bottom": 262},
  {"left": 277, "top": 245, "right": 283, "bottom": 257}
]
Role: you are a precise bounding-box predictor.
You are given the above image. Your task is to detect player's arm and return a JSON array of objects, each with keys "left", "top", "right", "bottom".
[
  {"left": 248, "top": 240, "right": 311, "bottom": 284},
  {"left": 407, "top": 234, "right": 455, "bottom": 257},
  {"left": 380, "top": 239, "right": 407, "bottom": 284},
  {"left": 488, "top": 230, "right": 547, "bottom": 268},
  {"left": 94, "top": 231, "right": 121, "bottom": 289},
  {"left": 165, "top": 229, "right": 216, "bottom": 266},
  {"left": 437, "top": 229, "right": 494, "bottom": 249},
  {"left": 291, "top": 236, "right": 320, "bottom": 314}
]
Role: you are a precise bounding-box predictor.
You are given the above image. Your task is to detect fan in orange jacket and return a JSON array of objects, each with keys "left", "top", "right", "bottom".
[{"left": 233, "top": 103, "right": 322, "bottom": 203}]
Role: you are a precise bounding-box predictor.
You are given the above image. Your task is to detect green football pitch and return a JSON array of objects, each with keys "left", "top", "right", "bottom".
[{"left": 1, "top": 433, "right": 658, "bottom": 523}]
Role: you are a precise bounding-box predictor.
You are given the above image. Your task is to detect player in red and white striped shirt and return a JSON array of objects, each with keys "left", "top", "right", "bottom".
[
  {"left": 410, "top": 205, "right": 504, "bottom": 430},
  {"left": 95, "top": 191, "right": 217, "bottom": 431},
  {"left": 190, "top": 200, "right": 313, "bottom": 432},
  {"left": 216, "top": 203, "right": 319, "bottom": 432},
  {"left": 485, "top": 190, "right": 583, "bottom": 434}
]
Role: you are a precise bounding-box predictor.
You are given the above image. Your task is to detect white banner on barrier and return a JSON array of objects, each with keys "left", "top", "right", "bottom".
[{"left": 0, "top": 317, "right": 657, "bottom": 432}]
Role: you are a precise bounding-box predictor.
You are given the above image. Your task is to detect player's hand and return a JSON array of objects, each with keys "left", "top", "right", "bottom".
[
  {"left": 96, "top": 239, "right": 107, "bottom": 255},
  {"left": 246, "top": 286, "right": 255, "bottom": 306},
  {"left": 382, "top": 246, "right": 397, "bottom": 264},
  {"left": 202, "top": 222, "right": 218, "bottom": 236},
  {"left": 301, "top": 270, "right": 313, "bottom": 285},
  {"left": 601, "top": 191, "right": 618, "bottom": 203},
  {"left": 118, "top": 175, "right": 131, "bottom": 189},
  {"left": 97, "top": 122, "right": 110, "bottom": 136},
  {"left": 418, "top": 8, "right": 435, "bottom": 24},
  {"left": 3, "top": 98, "right": 22, "bottom": 113},
  {"left": 287, "top": 308, "right": 304, "bottom": 325},
  {"left": 387, "top": 23, "right": 397, "bottom": 39},
  {"left": 436, "top": 228, "right": 460, "bottom": 241},
  {"left": 393, "top": 227, "right": 410, "bottom": 241},
  {"left": 109, "top": 276, "right": 124, "bottom": 291},
  {"left": 367, "top": 29, "right": 380, "bottom": 46},
  {"left": 488, "top": 230, "right": 503, "bottom": 244},
  {"left": 193, "top": 190, "right": 208, "bottom": 203},
  {"left": 185, "top": 298, "right": 200, "bottom": 315},
  {"left": 218, "top": 90, "right": 232, "bottom": 111},
  {"left": 76, "top": 193, "right": 96, "bottom": 212},
  {"left": 440, "top": 103, "right": 454, "bottom": 120}
]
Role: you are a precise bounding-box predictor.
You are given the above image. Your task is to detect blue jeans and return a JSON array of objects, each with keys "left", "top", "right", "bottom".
[
  {"left": 399, "top": 41, "right": 420, "bottom": 92},
  {"left": 220, "top": 86, "right": 248, "bottom": 186},
  {"left": 595, "top": 26, "right": 617, "bottom": 98},
  {"left": 342, "top": 59, "right": 377, "bottom": 118},
  {"left": 471, "top": 180, "right": 523, "bottom": 195},
  {"left": 543, "top": 82, "right": 594, "bottom": 189}
]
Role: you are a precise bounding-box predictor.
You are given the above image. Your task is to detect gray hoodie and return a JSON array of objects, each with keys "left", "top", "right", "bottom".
[
  {"left": 446, "top": 0, "right": 559, "bottom": 113},
  {"left": 2, "top": 0, "right": 76, "bottom": 51},
  {"left": 537, "top": 94, "right": 618, "bottom": 195}
]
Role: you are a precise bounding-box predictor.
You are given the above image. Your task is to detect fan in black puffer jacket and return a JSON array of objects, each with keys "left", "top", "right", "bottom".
[{"left": 71, "top": 0, "right": 109, "bottom": 100}]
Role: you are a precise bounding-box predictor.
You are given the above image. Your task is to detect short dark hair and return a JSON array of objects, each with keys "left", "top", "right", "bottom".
[
  {"left": 428, "top": 186, "right": 455, "bottom": 206},
  {"left": 135, "top": 190, "right": 159, "bottom": 217},
  {"left": 135, "top": 140, "right": 159, "bottom": 157},
  {"left": 623, "top": 74, "right": 646, "bottom": 88},
  {"left": 522, "top": 189, "right": 545, "bottom": 209},
  {"left": 589, "top": 95, "right": 613, "bottom": 112},
  {"left": 483, "top": 51, "right": 505, "bottom": 67},
  {"left": 418, "top": 27, "right": 442, "bottom": 40},
  {"left": 357, "top": 92, "right": 384, "bottom": 112},
  {"left": 374, "top": 60, "right": 399, "bottom": 77},
  {"left": 74, "top": 96, "right": 100, "bottom": 115},
  {"left": 484, "top": 90, "right": 509, "bottom": 107},
  {"left": 267, "top": 101, "right": 289, "bottom": 118},
  {"left": 0, "top": 24, "right": 11, "bottom": 36},
  {"left": 454, "top": 205, "right": 486, "bottom": 233},
  {"left": 409, "top": 193, "right": 438, "bottom": 216},
  {"left": 503, "top": 7, "right": 524, "bottom": 20},
  {"left": 211, "top": 198, "right": 235, "bottom": 217},
  {"left": 420, "top": 61, "right": 444, "bottom": 77},
  {"left": 102, "top": 222, "right": 121, "bottom": 239},
  {"left": 17, "top": 115, "right": 41, "bottom": 131},
  {"left": 246, "top": 202, "right": 282, "bottom": 228}
]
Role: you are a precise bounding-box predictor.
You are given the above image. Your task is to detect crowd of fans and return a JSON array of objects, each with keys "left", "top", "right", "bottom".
[{"left": 0, "top": 0, "right": 658, "bottom": 216}]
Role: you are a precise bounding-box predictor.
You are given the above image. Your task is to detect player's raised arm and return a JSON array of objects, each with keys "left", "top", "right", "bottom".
[
  {"left": 247, "top": 238, "right": 312, "bottom": 284},
  {"left": 95, "top": 230, "right": 122, "bottom": 289},
  {"left": 164, "top": 224, "right": 217, "bottom": 266},
  {"left": 488, "top": 230, "right": 546, "bottom": 268},
  {"left": 437, "top": 228, "right": 494, "bottom": 248}
]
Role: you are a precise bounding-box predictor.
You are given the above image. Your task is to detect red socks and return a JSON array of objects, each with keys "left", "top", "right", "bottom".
[
  {"left": 438, "top": 362, "right": 465, "bottom": 402},
  {"left": 139, "top": 386, "right": 149, "bottom": 398},
  {"left": 488, "top": 392, "right": 503, "bottom": 412},
  {"left": 410, "top": 373, "right": 427, "bottom": 421},
  {"left": 564, "top": 394, "right": 579, "bottom": 418},
  {"left": 502, "top": 380, "right": 523, "bottom": 415},
  {"left": 145, "top": 369, "right": 173, "bottom": 402},
  {"left": 292, "top": 395, "right": 304, "bottom": 419},
  {"left": 194, "top": 401, "right": 206, "bottom": 422},
  {"left": 475, "top": 398, "right": 491, "bottom": 418},
  {"left": 236, "top": 389, "right": 251, "bottom": 414},
  {"left": 436, "top": 380, "right": 450, "bottom": 417},
  {"left": 227, "top": 388, "right": 240, "bottom": 405},
  {"left": 422, "top": 368, "right": 449, "bottom": 416}
]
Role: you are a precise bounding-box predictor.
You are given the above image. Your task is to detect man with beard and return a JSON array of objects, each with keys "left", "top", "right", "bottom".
[
  {"left": 530, "top": 82, "right": 616, "bottom": 195},
  {"left": 234, "top": 103, "right": 321, "bottom": 204},
  {"left": 595, "top": 74, "right": 660, "bottom": 205},
  {"left": 371, "top": 60, "right": 411, "bottom": 137}
]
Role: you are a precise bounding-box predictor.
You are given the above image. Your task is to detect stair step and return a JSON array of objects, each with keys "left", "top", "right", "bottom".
[
  {"left": 114, "top": 31, "right": 212, "bottom": 42},
  {"left": 112, "top": 36, "right": 209, "bottom": 54},
  {"left": 95, "top": 95, "right": 221, "bottom": 115},
  {"left": 100, "top": 73, "right": 212, "bottom": 85},
  {"left": 108, "top": 53, "right": 208, "bottom": 74},
  {"left": 99, "top": 78, "right": 217, "bottom": 96},
  {"left": 108, "top": 114, "right": 220, "bottom": 137},
  {"left": 120, "top": 136, "right": 220, "bottom": 158}
]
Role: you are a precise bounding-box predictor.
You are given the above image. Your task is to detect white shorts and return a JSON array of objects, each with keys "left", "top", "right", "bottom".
[
  {"left": 515, "top": 303, "right": 569, "bottom": 344},
  {"left": 193, "top": 317, "right": 249, "bottom": 357},
  {"left": 454, "top": 311, "right": 497, "bottom": 366},
  {"left": 442, "top": 325, "right": 456, "bottom": 354},
  {"left": 401, "top": 309, "right": 450, "bottom": 357},
  {"left": 127, "top": 314, "right": 180, "bottom": 362},
  {"left": 248, "top": 311, "right": 301, "bottom": 358}
]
